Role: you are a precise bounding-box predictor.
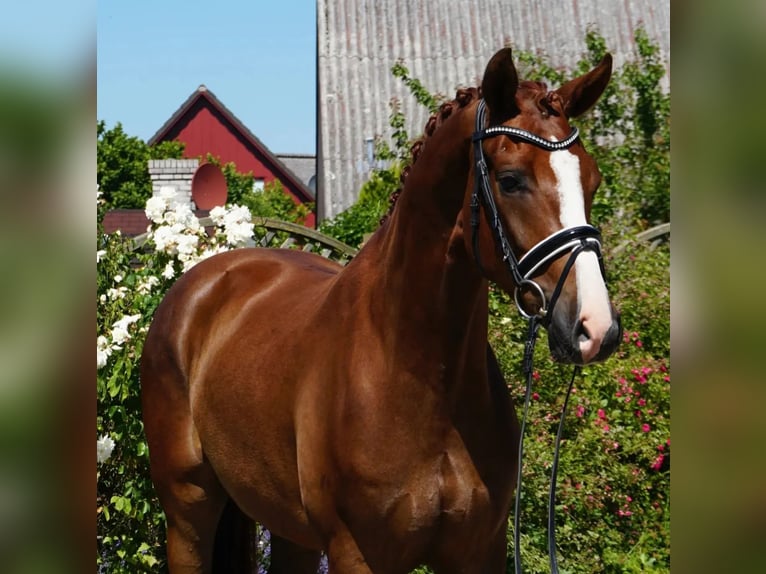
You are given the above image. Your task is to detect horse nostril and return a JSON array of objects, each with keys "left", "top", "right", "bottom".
[
  {"left": 577, "top": 316, "right": 607, "bottom": 364},
  {"left": 575, "top": 319, "right": 590, "bottom": 343}
]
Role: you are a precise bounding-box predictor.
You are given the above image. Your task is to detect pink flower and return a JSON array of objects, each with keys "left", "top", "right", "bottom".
[
  {"left": 532, "top": 392, "right": 540, "bottom": 400},
  {"left": 532, "top": 371, "right": 540, "bottom": 381},
  {"left": 635, "top": 340, "right": 643, "bottom": 348},
  {"left": 597, "top": 409, "right": 606, "bottom": 419},
  {"left": 575, "top": 405, "right": 585, "bottom": 418},
  {"left": 651, "top": 454, "right": 665, "bottom": 471},
  {"left": 638, "top": 398, "right": 646, "bottom": 406},
  {"left": 642, "top": 423, "right": 651, "bottom": 433},
  {"left": 635, "top": 410, "right": 642, "bottom": 418}
]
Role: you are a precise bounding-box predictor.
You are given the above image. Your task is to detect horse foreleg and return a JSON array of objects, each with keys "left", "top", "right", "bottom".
[
  {"left": 159, "top": 468, "right": 228, "bottom": 573},
  {"left": 143, "top": 384, "right": 229, "bottom": 571},
  {"left": 479, "top": 524, "right": 510, "bottom": 574},
  {"left": 326, "top": 529, "right": 374, "bottom": 574}
]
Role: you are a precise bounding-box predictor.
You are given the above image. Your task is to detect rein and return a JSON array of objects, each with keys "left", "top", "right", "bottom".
[
  {"left": 470, "top": 99, "right": 602, "bottom": 573},
  {"left": 515, "top": 317, "right": 578, "bottom": 574}
]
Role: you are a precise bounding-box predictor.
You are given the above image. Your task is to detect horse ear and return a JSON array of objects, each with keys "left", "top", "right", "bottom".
[
  {"left": 555, "top": 54, "right": 613, "bottom": 118},
  {"left": 481, "top": 48, "right": 520, "bottom": 125}
]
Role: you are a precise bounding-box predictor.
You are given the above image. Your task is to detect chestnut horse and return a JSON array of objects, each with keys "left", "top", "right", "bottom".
[{"left": 141, "top": 48, "right": 621, "bottom": 573}]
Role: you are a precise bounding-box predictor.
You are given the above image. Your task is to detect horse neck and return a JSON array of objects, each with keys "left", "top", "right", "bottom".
[{"left": 352, "top": 109, "right": 490, "bottom": 394}]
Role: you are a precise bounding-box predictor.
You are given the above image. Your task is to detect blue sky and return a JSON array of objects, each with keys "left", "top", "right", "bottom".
[{"left": 98, "top": 1, "right": 316, "bottom": 154}]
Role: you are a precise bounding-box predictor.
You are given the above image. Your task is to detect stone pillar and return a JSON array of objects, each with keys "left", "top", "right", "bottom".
[{"left": 147, "top": 158, "right": 200, "bottom": 208}]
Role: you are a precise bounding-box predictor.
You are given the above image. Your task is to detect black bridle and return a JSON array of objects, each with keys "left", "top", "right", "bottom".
[
  {"left": 470, "top": 99, "right": 604, "bottom": 321},
  {"left": 470, "top": 99, "right": 604, "bottom": 573}
]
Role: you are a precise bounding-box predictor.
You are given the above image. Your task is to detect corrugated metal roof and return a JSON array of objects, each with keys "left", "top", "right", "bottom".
[{"left": 317, "top": 0, "right": 670, "bottom": 220}]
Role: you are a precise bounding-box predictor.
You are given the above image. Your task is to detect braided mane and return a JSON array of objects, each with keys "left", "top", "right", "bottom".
[
  {"left": 379, "top": 80, "right": 559, "bottom": 225},
  {"left": 381, "top": 86, "right": 481, "bottom": 224}
]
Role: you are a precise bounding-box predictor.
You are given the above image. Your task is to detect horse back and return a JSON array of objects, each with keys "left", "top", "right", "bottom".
[{"left": 143, "top": 247, "right": 340, "bottom": 378}]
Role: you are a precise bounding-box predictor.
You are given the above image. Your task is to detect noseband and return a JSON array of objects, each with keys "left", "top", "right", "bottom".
[
  {"left": 471, "top": 99, "right": 606, "bottom": 573},
  {"left": 470, "top": 99, "right": 604, "bottom": 320}
]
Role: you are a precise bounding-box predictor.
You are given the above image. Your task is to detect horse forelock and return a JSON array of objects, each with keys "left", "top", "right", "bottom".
[
  {"left": 515, "top": 80, "right": 566, "bottom": 119},
  {"left": 381, "top": 87, "right": 481, "bottom": 225}
]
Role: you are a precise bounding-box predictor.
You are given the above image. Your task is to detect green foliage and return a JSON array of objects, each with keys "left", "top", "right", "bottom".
[
  {"left": 97, "top": 227, "right": 170, "bottom": 572},
  {"left": 391, "top": 60, "right": 443, "bottom": 114},
  {"left": 318, "top": 166, "right": 400, "bottom": 247},
  {"left": 487, "top": 234, "right": 670, "bottom": 573},
  {"left": 374, "top": 97, "right": 411, "bottom": 164},
  {"left": 97, "top": 121, "right": 185, "bottom": 209}
]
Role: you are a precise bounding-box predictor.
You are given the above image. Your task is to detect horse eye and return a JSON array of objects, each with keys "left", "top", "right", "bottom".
[{"left": 497, "top": 173, "right": 522, "bottom": 194}]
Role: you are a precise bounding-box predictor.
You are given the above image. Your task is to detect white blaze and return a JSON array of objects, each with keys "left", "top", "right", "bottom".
[{"left": 549, "top": 148, "right": 613, "bottom": 362}]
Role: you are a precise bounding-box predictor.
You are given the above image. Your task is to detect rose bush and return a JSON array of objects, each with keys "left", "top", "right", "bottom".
[{"left": 97, "top": 186, "right": 259, "bottom": 571}]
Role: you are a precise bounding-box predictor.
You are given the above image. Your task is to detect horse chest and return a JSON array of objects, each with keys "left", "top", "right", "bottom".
[
  {"left": 352, "top": 445, "right": 501, "bottom": 570},
  {"left": 375, "top": 440, "right": 501, "bottom": 537},
  {"left": 434, "top": 447, "right": 496, "bottom": 531}
]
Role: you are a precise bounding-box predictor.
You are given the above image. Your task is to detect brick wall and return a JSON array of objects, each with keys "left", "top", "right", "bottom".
[
  {"left": 148, "top": 158, "right": 199, "bottom": 208},
  {"left": 101, "top": 209, "right": 150, "bottom": 236}
]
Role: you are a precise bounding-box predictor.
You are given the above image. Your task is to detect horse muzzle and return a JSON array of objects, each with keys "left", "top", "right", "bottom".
[{"left": 548, "top": 307, "right": 622, "bottom": 365}]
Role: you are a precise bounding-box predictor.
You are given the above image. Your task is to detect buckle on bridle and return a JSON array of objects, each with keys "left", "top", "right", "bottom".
[{"left": 514, "top": 279, "right": 548, "bottom": 319}]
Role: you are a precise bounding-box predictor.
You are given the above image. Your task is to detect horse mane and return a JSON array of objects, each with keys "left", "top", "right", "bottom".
[
  {"left": 381, "top": 86, "right": 481, "bottom": 224},
  {"left": 379, "top": 80, "right": 558, "bottom": 225}
]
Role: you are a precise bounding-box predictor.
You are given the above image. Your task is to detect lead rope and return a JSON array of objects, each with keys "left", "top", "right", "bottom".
[{"left": 514, "top": 317, "right": 579, "bottom": 574}]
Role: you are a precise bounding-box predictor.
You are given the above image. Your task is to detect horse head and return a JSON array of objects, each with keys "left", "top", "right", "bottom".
[{"left": 466, "top": 48, "right": 621, "bottom": 365}]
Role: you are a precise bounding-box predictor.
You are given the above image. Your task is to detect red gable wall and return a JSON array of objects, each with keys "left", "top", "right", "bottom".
[{"left": 156, "top": 96, "right": 315, "bottom": 227}]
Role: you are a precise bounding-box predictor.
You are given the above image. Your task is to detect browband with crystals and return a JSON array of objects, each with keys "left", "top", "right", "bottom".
[{"left": 473, "top": 124, "right": 580, "bottom": 151}]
